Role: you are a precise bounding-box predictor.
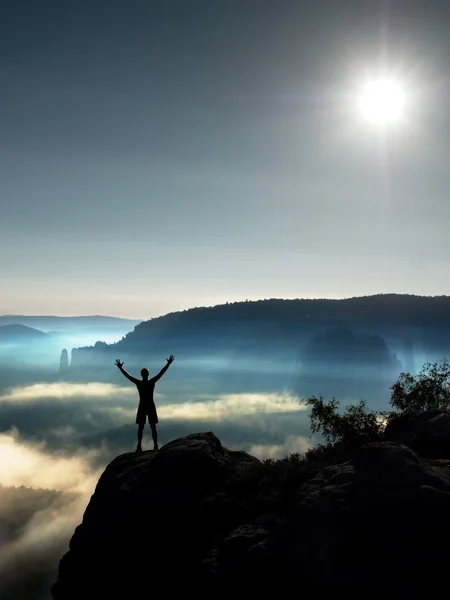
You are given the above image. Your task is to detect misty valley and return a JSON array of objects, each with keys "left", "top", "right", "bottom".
[
  {"left": 1, "top": 295, "right": 450, "bottom": 477},
  {"left": 2, "top": 295, "right": 450, "bottom": 599}
]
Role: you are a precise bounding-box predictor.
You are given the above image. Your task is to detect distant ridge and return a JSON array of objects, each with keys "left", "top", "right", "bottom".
[
  {"left": 0, "top": 315, "right": 141, "bottom": 322},
  {"left": 0, "top": 324, "right": 48, "bottom": 340},
  {"left": 0, "top": 315, "right": 142, "bottom": 332}
]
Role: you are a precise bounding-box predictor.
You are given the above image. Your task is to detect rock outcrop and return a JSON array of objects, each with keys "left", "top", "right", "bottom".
[
  {"left": 52, "top": 431, "right": 450, "bottom": 598},
  {"left": 59, "top": 349, "right": 69, "bottom": 372},
  {"left": 385, "top": 409, "right": 450, "bottom": 457},
  {"left": 52, "top": 432, "right": 259, "bottom": 599}
]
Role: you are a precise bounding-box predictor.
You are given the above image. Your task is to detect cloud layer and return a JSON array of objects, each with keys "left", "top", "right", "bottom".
[
  {"left": 0, "top": 429, "right": 101, "bottom": 492},
  {"left": 159, "top": 391, "right": 306, "bottom": 421},
  {"left": 0, "top": 382, "right": 133, "bottom": 403}
]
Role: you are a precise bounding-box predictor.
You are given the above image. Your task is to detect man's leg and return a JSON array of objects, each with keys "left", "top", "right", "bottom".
[
  {"left": 150, "top": 423, "right": 159, "bottom": 451},
  {"left": 136, "top": 423, "right": 144, "bottom": 452}
]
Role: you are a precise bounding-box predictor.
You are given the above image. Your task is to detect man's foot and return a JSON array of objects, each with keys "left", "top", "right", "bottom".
[
  {"left": 135, "top": 445, "right": 143, "bottom": 453},
  {"left": 153, "top": 445, "right": 159, "bottom": 451}
]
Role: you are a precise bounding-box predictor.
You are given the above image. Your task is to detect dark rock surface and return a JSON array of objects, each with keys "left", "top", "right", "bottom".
[
  {"left": 51, "top": 432, "right": 260, "bottom": 599},
  {"left": 52, "top": 431, "right": 450, "bottom": 598},
  {"left": 385, "top": 409, "right": 450, "bottom": 456}
]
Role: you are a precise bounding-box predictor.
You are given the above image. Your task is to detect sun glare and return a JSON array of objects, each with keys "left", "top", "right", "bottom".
[{"left": 358, "top": 78, "right": 406, "bottom": 125}]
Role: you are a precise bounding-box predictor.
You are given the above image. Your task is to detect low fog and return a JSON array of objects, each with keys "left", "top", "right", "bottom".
[{"left": 0, "top": 430, "right": 102, "bottom": 600}]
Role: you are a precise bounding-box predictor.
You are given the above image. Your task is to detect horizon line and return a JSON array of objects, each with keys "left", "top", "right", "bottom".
[{"left": 1, "top": 292, "right": 450, "bottom": 321}]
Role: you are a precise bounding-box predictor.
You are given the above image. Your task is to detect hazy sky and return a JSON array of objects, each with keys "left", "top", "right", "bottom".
[{"left": 2, "top": 0, "right": 450, "bottom": 318}]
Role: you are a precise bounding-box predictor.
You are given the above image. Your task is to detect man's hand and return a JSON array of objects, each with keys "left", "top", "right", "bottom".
[
  {"left": 115, "top": 359, "right": 124, "bottom": 368},
  {"left": 166, "top": 354, "right": 175, "bottom": 364}
]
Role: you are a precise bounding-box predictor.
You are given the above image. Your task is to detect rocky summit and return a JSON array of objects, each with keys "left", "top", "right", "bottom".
[{"left": 52, "top": 426, "right": 450, "bottom": 598}]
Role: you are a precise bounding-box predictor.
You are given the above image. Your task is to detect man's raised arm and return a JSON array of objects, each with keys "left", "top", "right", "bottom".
[
  {"left": 152, "top": 354, "right": 175, "bottom": 382},
  {"left": 114, "top": 359, "right": 139, "bottom": 384}
]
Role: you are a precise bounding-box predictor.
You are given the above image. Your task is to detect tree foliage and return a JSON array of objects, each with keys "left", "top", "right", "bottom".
[
  {"left": 390, "top": 358, "right": 450, "bottom": 414},
  {"left": 304, "top": 358, "right": 450, "bottom": 449},
  {"left": 305, "top": 395, "right": 384, "bottom": 446}
]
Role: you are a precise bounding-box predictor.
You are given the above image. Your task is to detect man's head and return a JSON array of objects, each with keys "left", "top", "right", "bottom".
[{"left": 141, "top": 368, "right": 150, "bottom": 379}]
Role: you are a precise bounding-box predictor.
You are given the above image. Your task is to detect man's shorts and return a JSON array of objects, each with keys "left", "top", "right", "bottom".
[{"left": 136, "top": 401, "right": 158, "bottom": 425}]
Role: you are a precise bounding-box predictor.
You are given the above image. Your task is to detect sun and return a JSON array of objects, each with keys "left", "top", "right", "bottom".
[{"left": 357, "top": 78, "right": 406, "bottom": 125}]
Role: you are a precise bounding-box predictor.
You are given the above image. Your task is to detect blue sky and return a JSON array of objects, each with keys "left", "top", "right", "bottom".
[{"left": 2, "top": 0, "right": 450, "bottom": 318}]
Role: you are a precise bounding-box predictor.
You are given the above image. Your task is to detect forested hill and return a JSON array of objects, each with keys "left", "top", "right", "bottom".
[
  {"left": 70, "top": 294, "right": 450, "bottom": 370},
  {"left": 117, "top": 294, "right": 450, "bottom": 346},
  {"left": 122, "top": 294, "right": 450, "bottom": 337}
]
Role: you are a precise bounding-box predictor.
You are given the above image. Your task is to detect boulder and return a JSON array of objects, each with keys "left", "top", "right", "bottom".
[{"left": 385, "top": 410, "right": 450, "bottom": 457}]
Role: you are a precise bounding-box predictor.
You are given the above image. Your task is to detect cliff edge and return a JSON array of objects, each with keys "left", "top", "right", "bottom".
[{"left": 52, "top": 429, "right": 450, "bottom": 597}]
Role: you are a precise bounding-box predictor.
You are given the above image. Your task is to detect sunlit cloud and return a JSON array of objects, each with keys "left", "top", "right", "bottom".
[
  {"left": 244, "top": 434, "right": 312, "bottom": 459},
  {"left": 0, "top": 382, "right": 133, "bottom": 403},
  {"left": 0, "top": 383, "right": 306, "bottom": 425},
  {"left": 0, "top": 429, "right": 101, "bottom": 493},
  {"left": 159, "top": 392, "right": 306, "bottom": 421}
]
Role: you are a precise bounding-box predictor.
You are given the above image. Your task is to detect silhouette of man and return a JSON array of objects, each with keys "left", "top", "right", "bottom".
[{"left": 115, "top": 355, "right": 175, "bottom": 452}]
